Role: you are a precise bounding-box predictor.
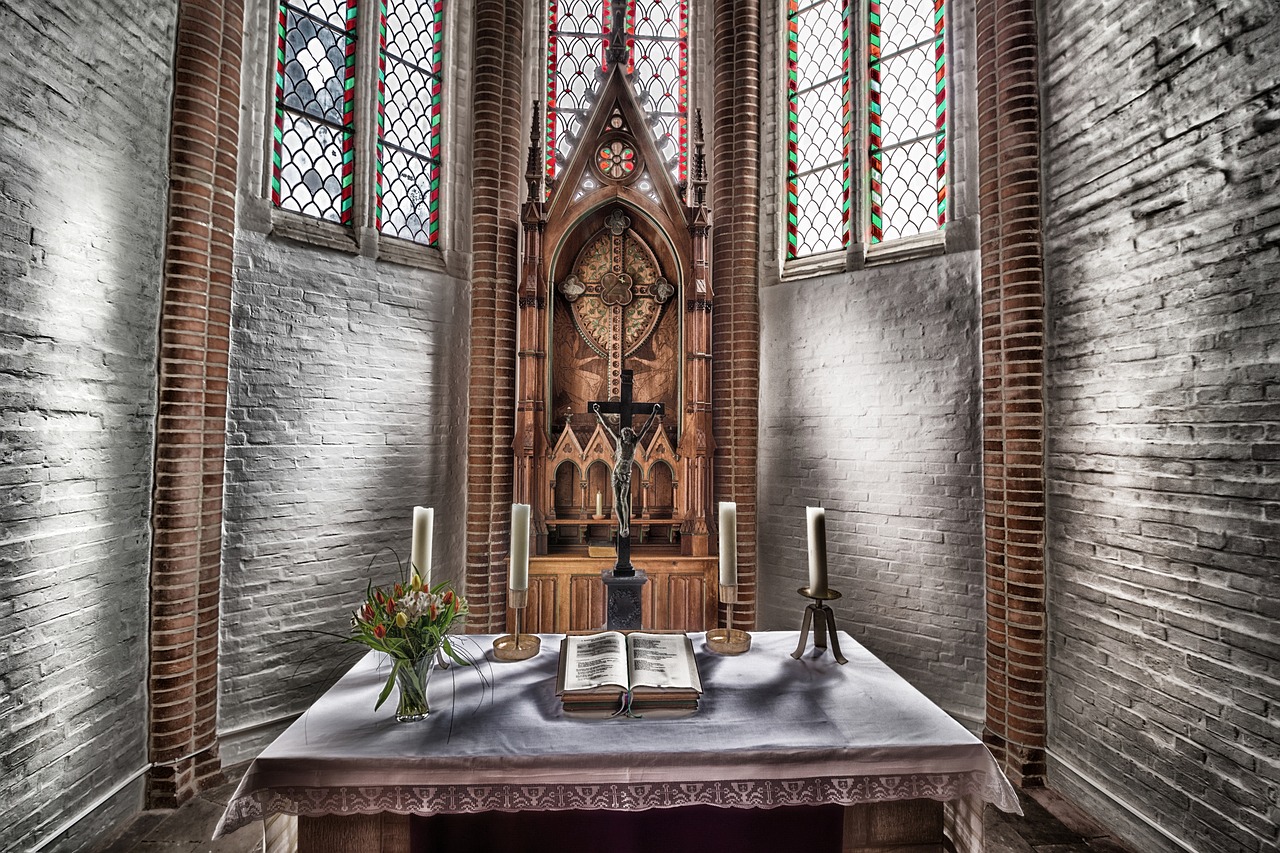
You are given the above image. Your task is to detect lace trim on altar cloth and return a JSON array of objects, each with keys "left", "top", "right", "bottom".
[{"left": 215, "top": 772, "right": 1019, "bottom": 837}]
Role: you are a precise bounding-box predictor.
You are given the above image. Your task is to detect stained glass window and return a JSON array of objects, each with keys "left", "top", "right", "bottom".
[
  {"left": 273, "top": 0, "right": 357, "bottom": 224},
  {"left": 785, "top": 0, "right": 946, "bottom": 259},
  {"left": 869, "top": 0, "right": 946, "bottom": 243},
  {"left": 546, "top": 0, "right": 688, "bottom": 188},
  {"left": 378, "top": 0, "right": 444, "bottom": 244},
  {"left": 272, "top": 0, "right": 445, "bottom": 247},
  {"left": 786, "top": 0, "right": 851, "bottom": 259}
]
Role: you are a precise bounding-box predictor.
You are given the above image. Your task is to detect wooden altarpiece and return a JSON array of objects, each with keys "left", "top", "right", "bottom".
[{"left": 512, "top": 64, "right": 718, "bottom": 633}]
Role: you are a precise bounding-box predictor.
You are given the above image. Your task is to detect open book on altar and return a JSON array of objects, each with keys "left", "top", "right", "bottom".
[{"left": 555, "top": 632, "right": 703, "bottom": 711}]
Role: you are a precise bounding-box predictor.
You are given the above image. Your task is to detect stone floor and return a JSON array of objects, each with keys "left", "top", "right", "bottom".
[{"left": 90, "top": 765, "right": 1137, "bottom": 853}]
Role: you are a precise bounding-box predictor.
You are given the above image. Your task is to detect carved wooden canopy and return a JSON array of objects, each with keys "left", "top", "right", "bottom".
[{"left": 514, "top": 62, "right": 714, "bottom": 558}]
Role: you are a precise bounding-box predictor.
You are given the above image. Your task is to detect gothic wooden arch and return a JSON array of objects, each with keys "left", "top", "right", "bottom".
[{"left": 511, "top": 60, "right": 717, "bottom": 631}]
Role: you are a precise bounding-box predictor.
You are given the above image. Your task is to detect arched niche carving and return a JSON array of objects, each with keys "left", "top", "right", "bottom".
[{"left": 548, "top": 202, "right": 682, "bottom": 442}]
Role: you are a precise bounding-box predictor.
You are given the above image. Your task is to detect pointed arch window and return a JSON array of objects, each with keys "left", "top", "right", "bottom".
[
  {"left": 272, "top": 0, "right": 445, "bottom": 247},
  {"left": 786, "top": 0, "right": 946, "bottom": 260},
  {"left": 545, "top": 0, "right": 688, "bottom": 190}
]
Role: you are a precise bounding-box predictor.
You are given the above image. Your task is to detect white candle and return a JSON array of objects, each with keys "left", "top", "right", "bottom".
[
  {"left": 410, "top": 506, "right": 434, "bottom": 587},
  {"left": 718, "top": 501, "right": 738, "bottom": 587},
  {"left": 806, "top": 506, "right": 828, "bottom": 595},
  {"left": 509, "top": 503, "right": 530, "bottom": 591},
  {"left": 596, "top": 491, "right": 603, "bottom": 517}
]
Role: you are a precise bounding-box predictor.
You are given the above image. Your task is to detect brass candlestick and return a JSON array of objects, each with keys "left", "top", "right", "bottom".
[
  {"left": 706, "top": 583, "right": 752, "bottom": 655},
  {"left": 791, "top": 586, "right": 847, "bottom": 665},
  {"left": 493, "top": 588, "right": 541, "bottom": 661}
]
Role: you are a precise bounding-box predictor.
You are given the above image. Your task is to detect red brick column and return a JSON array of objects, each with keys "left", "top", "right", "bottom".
[
  {"left": 465, "top": 0, "right": 525, "bottom": 631},
  {"left": 976, "top": 0, "right": 1047, "bottom": 786},
  {"left": 711, "top": 0, "right": 761, "bottom": 630},
  {"left": 148, "top": 0, "right": 242, "bottom": 808}
]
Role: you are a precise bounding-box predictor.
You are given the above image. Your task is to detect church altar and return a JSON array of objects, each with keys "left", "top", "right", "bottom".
[{"left": 215, "top": 631, "right": 1019, "bottom": 852}]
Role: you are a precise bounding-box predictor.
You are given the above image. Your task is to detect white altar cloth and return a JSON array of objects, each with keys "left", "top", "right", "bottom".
[{"left": 215, "top": 631, "right": 1019, "bottom": 837}]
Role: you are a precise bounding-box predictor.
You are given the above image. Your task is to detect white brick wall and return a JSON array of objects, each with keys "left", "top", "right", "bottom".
[
  {"left": 1043, "top": 2, "right": 1280, "bottom": 852},
  {"left": 219, "top": 233, "right": 471, "bottom": 739},
  {"left": 757, "top": 258, "right": 987, "bottom": 721},
  {"left": 0, "top": 2, "right": 178, "bottom": 850}
]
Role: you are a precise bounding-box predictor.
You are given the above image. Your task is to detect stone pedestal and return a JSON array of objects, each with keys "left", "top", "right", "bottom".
[{"left": 602, "top": 568, "right": 647, "bottom": 630}]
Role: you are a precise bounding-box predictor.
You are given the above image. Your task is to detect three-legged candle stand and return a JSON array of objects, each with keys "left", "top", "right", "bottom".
[
  {"left": 493, "top": 588, "right": 541, "bottom": 661},
  {"left": 706, "top": 583, "right": 752, "bottom": 655},
  {"left": 790, "top": 586, "right": 847, "bottom": 665}
]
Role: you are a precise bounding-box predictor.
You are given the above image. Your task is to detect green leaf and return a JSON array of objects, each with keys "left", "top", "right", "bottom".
[
  {"left": 442, "top": 638, "right": 472, "bottom": 667},
  {"left": 374, "top": 662, "right": 398, "bottom": 711}
]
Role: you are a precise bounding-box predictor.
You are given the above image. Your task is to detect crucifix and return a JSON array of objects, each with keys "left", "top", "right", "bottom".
[{"left": 590, "top": 369, "right": 662, "bottom": 577}]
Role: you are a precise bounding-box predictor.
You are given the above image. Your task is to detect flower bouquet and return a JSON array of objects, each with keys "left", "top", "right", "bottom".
[{"left": 349, "top": 572, "right": 470, "bottom": 721}]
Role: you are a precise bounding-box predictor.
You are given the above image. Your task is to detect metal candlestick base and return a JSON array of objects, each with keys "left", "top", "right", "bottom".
[
  {"left": 707, "top": 583, "right": 752, "bottom": 654},
  {"left": 492, "top": 632, "right": 540, "bottom": 660},
  {"left": 706, "top": 627, "right": 751, "bottom": 655},
  {"left": 790, "top": 586, "right": 847, "bottom": 665},
  {"left": 493, "top": 589, "right": 541, "bottom": 661}
]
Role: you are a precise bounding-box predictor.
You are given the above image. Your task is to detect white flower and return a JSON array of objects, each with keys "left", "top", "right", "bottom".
[{"left": 399, "top": 590, "right": 435, "bottom": 621}]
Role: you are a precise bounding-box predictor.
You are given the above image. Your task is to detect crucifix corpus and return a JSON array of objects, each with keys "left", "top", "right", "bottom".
[{"left": 590, "top": 369, "right": 663, "bottom": 577}]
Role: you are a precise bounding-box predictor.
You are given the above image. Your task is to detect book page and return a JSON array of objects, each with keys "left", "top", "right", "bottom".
[
  {"left": 562, "top": 632, "right": 630, "bottom": 692},
  {"left": 625, "top": 633, "right": 702, "bottom": 692}
]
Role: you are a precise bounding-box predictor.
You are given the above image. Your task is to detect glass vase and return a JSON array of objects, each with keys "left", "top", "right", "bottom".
[{"left": 394, "top": 653, "right": 435, "bottom": 722}]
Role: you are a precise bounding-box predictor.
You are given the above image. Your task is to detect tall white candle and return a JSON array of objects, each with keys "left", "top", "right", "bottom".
[
  {"left": 806, "top": 506, "right": 828, "bottom": 595},
  {"left": 509, "top": 503, "right": 530, "bottom": 591},
  {"left": 410, "top": 506, "right": 434, "bottom": 587},
  {"left": 718, "top": 502, "right": 738, "bottom": 587},
  {"left": 596, "top": 491, "right": 603, "bottom": 517}
]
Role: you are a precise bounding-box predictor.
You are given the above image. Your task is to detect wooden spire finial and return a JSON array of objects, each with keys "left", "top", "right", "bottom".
[
  {"left": 605, "top": 1, "right": 629, "bottom": 67},
  {"left": 692, "top": 108, "right": 708, "bottom": 208},
  {"left": 526, "top": 100, "right": 543, "bottom": 201}
]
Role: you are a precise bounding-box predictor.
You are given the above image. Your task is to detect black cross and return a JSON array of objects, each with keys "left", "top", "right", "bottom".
[
  {"left": 590, "top": 369, "right": 661, "bottom": 576},
  {"left": 590, "top": 370, "right": 659, "bottom": 436}
]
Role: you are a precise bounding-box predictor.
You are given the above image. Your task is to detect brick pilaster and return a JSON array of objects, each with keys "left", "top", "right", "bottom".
[
  {"left": 976, "top": 0, "right": 1047, "bottom": 787},
  {"left": 465, "top": 0, "right": 525, "bottom": 631},
  {"left": 148, "top": 0, "right": 243, "bottom": 808},
  {"left": 711, "top": 0, "right": 761, "bottom": 630}
]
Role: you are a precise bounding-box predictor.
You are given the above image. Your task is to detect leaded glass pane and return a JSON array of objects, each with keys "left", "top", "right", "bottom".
[
  {"left": 628, "top": 0, "right": 687, "bottom": 179},
  {"left": 379, "top": 144, "right": 439, "bottom": 243},
  {"left": 546, "top": 0, "right": 687, "bottom": 189},
  {"left": 873, "top": 138, "right": 938, "bottom": 241},
  {"left": 273, "top": 0, "right": 356, "bottom": 223},
  {"left": 546, "top": 0, "right": 607, "bottom": 184},
  {"left": 868, "top": 0, "right": 944, "bottom": 243},
  {"left": 879, "top": 0, "right": 934, "bottom": 52},
  {"left": 786, "top": 0, "right": 849, "bottom": 259},
  {"left": 378, "top": 0, "right": 444, "bottom": 245},
  {"left": 381, "top": 62, "right": 435, "bottom": 152},
  {"left": 277, "top": 114, "right": 353, "bottom": 221},
  {"left": 791, "top": 166, "right": 846, "bottom": 257},
  {"left": 294, "top": 0, "right": 349, "bottom": 27},
  {"left": 876, "top": 47, "right": 933, "bottom": 147}
]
